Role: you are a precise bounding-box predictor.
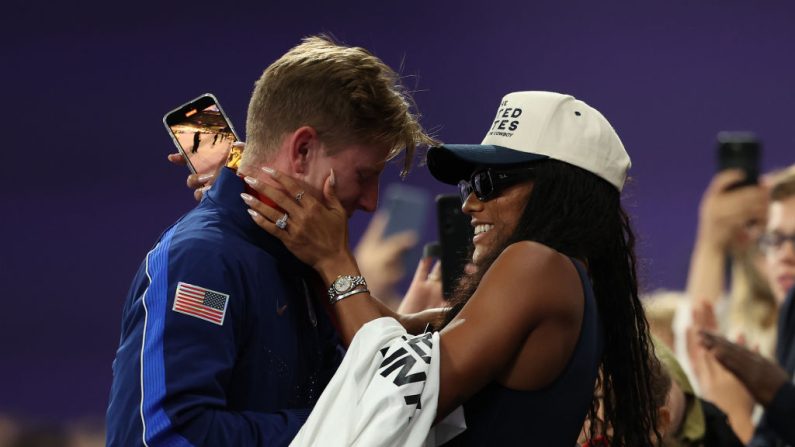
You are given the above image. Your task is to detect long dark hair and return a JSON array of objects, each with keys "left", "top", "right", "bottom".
[{"left": 441, "top": 159, "right": 659, "bottom": 446}]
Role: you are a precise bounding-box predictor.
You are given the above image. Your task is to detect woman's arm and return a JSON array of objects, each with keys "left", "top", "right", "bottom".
[
  {"left": 434, "top": 242, "right": 582, "bottom": 420},
  {"left": 243, "top": 169, "right": 582, "bottom": 420},
  {"left": 313, "top": 240, "right": 580, "bottom": 420}
]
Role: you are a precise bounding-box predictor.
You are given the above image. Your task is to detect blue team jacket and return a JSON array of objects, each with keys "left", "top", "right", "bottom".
[{"left": 106, "top": 168, "right": 343, "bottom": 446}]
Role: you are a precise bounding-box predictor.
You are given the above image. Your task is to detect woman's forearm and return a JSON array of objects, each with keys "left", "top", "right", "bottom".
[
  {"left": 316, "top": 254, "right": 447, "bottom": 343},
  {"left": 316, "top": 254, "right": 396, "bottom": 344},
  {"left": 685, "top": 233, "right": 727, "bottom": 304}
]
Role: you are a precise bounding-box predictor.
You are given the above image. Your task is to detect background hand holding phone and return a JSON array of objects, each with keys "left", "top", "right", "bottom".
[
  {"left": 354, "top": 211, "right": 419, "bottom": 307},
  {"left": 717, "top": 132, "right": 760, "bottom": 189},
  {"left": 699, "top": 132, "right": 769, "bottom": 250},
  {"left": 697, "top": 169, "right": 769, "bottom": 250},
  {"left": 164, "top": 93, "right": 242, "bottom": 200}
]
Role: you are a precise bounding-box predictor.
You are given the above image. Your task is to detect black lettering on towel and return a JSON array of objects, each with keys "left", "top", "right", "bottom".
[{"left": 378, "top": 333, "right": 434, "bottom": 410}]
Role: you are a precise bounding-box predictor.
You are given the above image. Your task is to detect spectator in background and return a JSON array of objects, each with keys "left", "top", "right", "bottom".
[
  {"left": 0, "top": 415, "right": 105, "bottom": 447},
  {"left": 654, "top": 337, "right": 744, "bottom": 447},
  {"left": 691, "top": 166, "right": 795, "bottom": 446},
  {"left": 645, "top": 290, "right": 689, "bottom": 351},
  {"left": 667, "top": 166, "right": 777, "bottom": 439},
  {"left": 685, "top": 169, "right": 775, "bottom": 359}
]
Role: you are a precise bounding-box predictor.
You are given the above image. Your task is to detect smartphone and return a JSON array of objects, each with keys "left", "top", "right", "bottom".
[
  {"left": 380, "top": 183, "right": 431, "bottom": 274},
  {"left": 717, "top": 131, "right": 761, "bottom": 189},
  {"left": 436, "top": 194, "right": 473, "bottom": 299},
  {"left": 163, "top": 93, "right": 240, "bottom": 175}
]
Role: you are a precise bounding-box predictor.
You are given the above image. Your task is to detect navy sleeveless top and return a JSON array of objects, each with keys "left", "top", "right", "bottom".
[{"left": 442, "top": 259, "right": 604, "bottom": 446}]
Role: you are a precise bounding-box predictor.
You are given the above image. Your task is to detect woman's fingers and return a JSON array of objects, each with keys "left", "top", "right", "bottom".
[
  {"left": 246, "top": 207, "right": 286, "bottom": 241},
  {"left": 322, "top": 169, "right": 342, "bottom": 209},
  {"left": 242, "top": 176, "right": 303, "bottom": 215},
  {"left": 242, "top": 193, "right": 289, "bottom": 228},
  {"left": 261, "top": 166, "right": 314, "bottom": 204},
  {"left": 242, "top": 166, "right": 351, "bottom": 272}
]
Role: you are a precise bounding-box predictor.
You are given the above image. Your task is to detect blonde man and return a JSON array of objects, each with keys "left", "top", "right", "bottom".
[{"left": 107, "top": 35, "right": 433, "bottom": 447}]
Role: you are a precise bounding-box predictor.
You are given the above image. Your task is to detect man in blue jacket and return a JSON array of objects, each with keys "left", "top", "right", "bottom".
[{"left": 106, "top": 35, "right": 434, "bottom": 447}]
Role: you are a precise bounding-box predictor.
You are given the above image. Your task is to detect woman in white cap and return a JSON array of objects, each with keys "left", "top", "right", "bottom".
[{"left": 244, "top": 91, "right": 660, "bottom": 446}]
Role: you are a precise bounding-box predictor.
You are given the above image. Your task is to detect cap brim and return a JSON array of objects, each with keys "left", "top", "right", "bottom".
[{"left": 427, "top": 144, "right": 549, "bottom": 185}]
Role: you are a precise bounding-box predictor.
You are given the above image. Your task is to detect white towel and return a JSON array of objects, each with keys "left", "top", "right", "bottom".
[{"left": 290, "top": 317, "right": 466, "bottom": 446}]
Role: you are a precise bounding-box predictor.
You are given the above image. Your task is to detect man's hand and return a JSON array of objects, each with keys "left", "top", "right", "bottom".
[{"left": 700, "top": 331, "right": 790, "bottom": 406}]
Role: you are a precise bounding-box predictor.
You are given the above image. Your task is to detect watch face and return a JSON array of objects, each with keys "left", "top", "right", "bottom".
[{"left": 334, "top": 277, "right": 352, "bottom": 293}]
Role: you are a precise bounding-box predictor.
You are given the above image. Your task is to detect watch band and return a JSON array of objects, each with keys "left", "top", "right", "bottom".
[{"left": 329, "top": 287, "right": 370, "bottom": 304}]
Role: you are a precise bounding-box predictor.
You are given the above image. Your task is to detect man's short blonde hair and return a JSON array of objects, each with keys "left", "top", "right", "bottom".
[
  {"left": 243, "top": 35, "right": 435, "bottom": 175},
  {"left": 769, "top": 165, "right": 795, "bottom": 202}
]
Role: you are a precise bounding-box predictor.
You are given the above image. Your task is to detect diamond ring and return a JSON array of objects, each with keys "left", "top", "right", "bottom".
[
  {"left": 295, "top": 191, "right": 305, "bottom": 202},
  {"left": 275, "top": 213, "right": 289, "bottom": 230}
]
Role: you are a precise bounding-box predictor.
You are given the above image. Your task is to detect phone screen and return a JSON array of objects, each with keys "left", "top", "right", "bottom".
[{"left": 164, "top": 94, "right": 239, "bottom": 175}]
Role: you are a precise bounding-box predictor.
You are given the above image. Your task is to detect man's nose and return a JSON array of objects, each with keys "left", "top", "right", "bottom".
[
  {"left": 358, "top": 184, "right": 379, "bottom": 213},
  {"left": 780, "top": 238, "right": 795, "bottom": 262}
]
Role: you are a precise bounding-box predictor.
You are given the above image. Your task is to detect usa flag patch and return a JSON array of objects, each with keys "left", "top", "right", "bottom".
[{"left": 172, "top": 282, "right": 229, "bottom": 326}]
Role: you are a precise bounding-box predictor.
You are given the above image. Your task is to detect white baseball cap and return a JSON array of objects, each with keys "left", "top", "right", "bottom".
[{"left": 427, "top": 91, "right": 631, "bottom": 191}]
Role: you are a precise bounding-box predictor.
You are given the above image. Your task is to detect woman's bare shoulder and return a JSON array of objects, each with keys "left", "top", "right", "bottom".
[
  {"left": 468, "top": 242, "right": 581, "bottom": 320},
  {"left": 486, "top": 241, "right": 578, "bottom": 286},
  {"left": 435, "top": 240, "right": 586, "bottom": 417}
]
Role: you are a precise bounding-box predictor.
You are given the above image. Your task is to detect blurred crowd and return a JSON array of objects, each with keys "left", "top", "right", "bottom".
[
  {"left": 641, "top": 165, "right": 795, "bottom": 446},
  {"left": 0, "top": 416, "right": 102, "bottom": 447}
]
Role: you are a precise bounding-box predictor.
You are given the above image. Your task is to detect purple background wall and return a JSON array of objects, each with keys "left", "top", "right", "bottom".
[{"left": 2, "top": 0, "right": 794, "bottom": 421}]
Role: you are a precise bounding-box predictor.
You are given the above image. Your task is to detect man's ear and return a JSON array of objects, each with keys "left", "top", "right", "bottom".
[{"left": 286, "top": 126, "right": 319, "bottom": 174}]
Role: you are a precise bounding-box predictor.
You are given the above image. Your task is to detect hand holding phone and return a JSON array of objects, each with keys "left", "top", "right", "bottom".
[
  {"left": 164, "top": 93, "right": 240, "bottom": 176},
  {"left": 717, "top": 131, "right": 761, "bottom": 189}
]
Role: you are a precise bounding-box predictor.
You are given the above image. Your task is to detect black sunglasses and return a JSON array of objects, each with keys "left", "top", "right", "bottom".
[{"left": 457, "top": 167, "right": 535, "bottom": 203}]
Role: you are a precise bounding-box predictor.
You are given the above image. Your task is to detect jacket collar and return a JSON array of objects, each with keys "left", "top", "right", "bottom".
[{"left": 204, "top": 167, "right": 314, "bottom": 275}]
